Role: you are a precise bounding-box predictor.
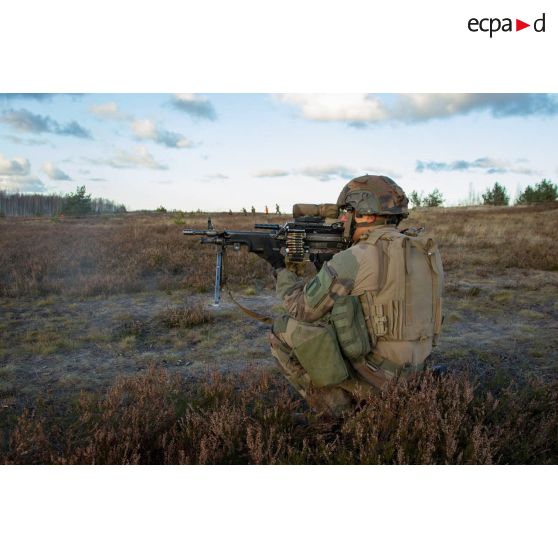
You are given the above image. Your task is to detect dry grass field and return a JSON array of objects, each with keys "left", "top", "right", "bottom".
[{"left": 1, "top": 205, "right": 557, "bottom": 464}]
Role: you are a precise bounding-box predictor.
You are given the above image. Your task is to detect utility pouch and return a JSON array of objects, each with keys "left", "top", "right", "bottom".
[
  {"left": 330, "top": 296, "right": 372, "bottom": 360},
  {"left": 290, "top": 322, "right": 349, "bottom": 387}
]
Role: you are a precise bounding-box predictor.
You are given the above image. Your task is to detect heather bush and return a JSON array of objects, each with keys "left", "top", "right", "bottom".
[
  {"left": 156, "top": 303, "right": 213, "bottom": 328},
  {"left": 2, "top": 367, "right": 557, "bottom": 464}
]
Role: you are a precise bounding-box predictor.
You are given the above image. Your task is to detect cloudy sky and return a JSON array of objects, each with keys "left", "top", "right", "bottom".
[{"left": 0, "top": 93, "right": 557, "bottom": 211}]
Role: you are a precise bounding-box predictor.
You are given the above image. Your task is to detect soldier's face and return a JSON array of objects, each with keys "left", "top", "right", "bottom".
[{"left": 352, "top": 215, "right": 377, "bottom": 241}]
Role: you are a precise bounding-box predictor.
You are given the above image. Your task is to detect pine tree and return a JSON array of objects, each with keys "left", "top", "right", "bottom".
[
  {"left": 516, "top": 179, "right": 558, "bottom": 204},
  {"left": 62, "top": 186, "right": 92, "bottom": 216},
  {"left": 482, "top": 182, "right": 509, "bottom": 206},
  {"left": 423, "top": 189, "right": 444, "bottom": 207},
  {"left": 409, "top": 191, "right": 422, "bottom": 207}
]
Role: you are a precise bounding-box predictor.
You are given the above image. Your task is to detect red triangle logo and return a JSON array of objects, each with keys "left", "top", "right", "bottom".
[{"left": 516, "top": 19, "right": 530, "bottom": 31}]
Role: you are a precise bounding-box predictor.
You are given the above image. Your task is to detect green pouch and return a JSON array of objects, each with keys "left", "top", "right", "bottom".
[
  {"left": 330, "top": 296, "right": 372, "bottom": 360},
  {"left": 291, "top": 322, "right": 349, "bottom": 387}
]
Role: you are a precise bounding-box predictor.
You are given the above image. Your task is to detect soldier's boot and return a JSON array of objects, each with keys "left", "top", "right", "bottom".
[{"left": 269, "top": 331, "right": 354, "bottom": 417}]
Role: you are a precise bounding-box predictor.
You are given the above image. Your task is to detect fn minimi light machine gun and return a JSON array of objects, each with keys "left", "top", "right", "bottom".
[{"left": 182, "top": 203, "right": 350, "bottom": 305}]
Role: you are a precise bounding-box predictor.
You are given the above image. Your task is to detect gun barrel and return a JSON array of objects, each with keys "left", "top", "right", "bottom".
[{"left": 183, "top": 229, "right": 218, "bottom": 236}]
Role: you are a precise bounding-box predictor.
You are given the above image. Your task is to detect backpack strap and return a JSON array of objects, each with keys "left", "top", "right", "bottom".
[
  {"left": 425, "top": 237, "right": 443, "bottom": 342},
  {"left": 360, "top": 228, "right": 398, "bottom": 246}
]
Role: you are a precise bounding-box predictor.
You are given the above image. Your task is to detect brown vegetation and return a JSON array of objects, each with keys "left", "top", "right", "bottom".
[
  {"left": 0, "top": 212, "right": 277, "bottom": 297},
  {"left": 1, "top": 204, "right": 557, "bottom": 299},
  {"left": 156, "top": 302, "right": 214, "bottom": 329},
  {"left": 1, "top": 367, "right": 557, "bottom": 464},
  {"left": 1, "top": 206, "right": 557, "bottom": 464},
  {"left": 405, "top": 203, "right": 558, "bottom": 273}
]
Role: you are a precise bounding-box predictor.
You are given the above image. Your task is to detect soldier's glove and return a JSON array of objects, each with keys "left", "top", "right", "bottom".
[{"left": 285, "top": 256, "right": 306, "bottom": 277}]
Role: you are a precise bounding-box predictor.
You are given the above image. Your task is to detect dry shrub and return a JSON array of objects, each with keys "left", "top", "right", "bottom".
[
  {"left": 112, "top": 319, "right": 149, "bottom": 339},
  {"left": 64, "top": 369, "right": 187, "bottom": 464},
  {"left": 418, "top": 206, "right": 558, "bottom": 273},
  {"left": 2, "top": 367, "right": 557, "bottom": 465},
  {"left": 156, "top": 303, "right": 213, "bottom": 329},
  {"left": 3, "top": 410, "right": 57, "bottom": 465},
  {"left": 3, "top": 206, "right": 556, "bottom": 298},
  {"left": 486, "top": 378, "right": 558, "bottom": 464},
  {"left": 0, "top": 213, "right": 276, "bottom": 297},
  {"left": 333, "top": 373, "right": 495, "bottom": 464}
]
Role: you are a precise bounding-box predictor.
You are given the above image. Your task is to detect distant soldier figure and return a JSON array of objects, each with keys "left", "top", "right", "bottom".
[
  {"left": 265, "top": 205, "right": 269, "bottom": 215},
  {"left": 242, "top": 207, "right": 247, "bottom": 215},
  {"left": 251, "top": 206, "right": 256, "bottom": 215},
  {"left": 275, "top": 204, "right": 281, "bottom": 215},
  {"left": 257, "top": 175, "right": 444, "bottom": 416},
  {"left": 229, "top": 209, "right": 233, "bottom": 215}
]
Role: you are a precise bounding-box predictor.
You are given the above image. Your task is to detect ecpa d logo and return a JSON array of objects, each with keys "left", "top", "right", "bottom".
[{"left": 468, "top": 13, "right": 546, "bottom": 37}]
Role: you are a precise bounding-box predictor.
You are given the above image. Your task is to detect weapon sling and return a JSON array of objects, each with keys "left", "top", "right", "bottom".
[
  {"left": 221, "top": 250, "right": 273, "bottom": 324},
  {"left": 226, "top": 287, "right": 273, "bottom": 324}
]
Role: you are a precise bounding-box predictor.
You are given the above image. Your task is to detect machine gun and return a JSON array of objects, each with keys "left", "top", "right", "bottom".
[{"left": 183, "top": 203, "right": 350, "bottom": 305}]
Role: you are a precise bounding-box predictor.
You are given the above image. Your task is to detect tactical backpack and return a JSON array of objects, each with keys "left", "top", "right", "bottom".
[{"left": 358, "top": 228, "right": 444, "bottom": 348}]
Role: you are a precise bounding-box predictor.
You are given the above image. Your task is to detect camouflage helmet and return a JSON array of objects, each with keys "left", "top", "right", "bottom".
[{"left": 336, "top": 175, "right": 409, "bottom": 217}]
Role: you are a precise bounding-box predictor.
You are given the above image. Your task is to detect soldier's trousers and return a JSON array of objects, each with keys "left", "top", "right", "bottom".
[{"left": 269, "top": 316, "right": 377, "bottom": 416}]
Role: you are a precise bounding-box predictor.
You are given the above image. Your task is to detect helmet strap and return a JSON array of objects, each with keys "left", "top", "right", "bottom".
[{"left": 342, "top": 212, "right": 354, "bottom": 241}]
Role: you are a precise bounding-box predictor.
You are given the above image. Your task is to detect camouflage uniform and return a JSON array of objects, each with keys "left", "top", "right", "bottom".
[{"left": 269, "top": 175, "right": 444, "bottom": 416}]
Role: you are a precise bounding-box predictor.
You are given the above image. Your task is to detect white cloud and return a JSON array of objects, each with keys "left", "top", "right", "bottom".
[
  {"left": 254, "top": 164, "right": 400, "bottom": 182},
  {"left": 416, "top": 157, "right": 538, "bottom": 175},
  {"left": 132, "top": 118, "right": 193, "bottom": 148},
  {"left": 276, "top": 94, "right": 558, "bottom": 124},
  {"left": 253, "top": 169, "right": 291, "bottom": 178},
  {"left": 0, "top": 108, "right": 92, "bottom": 138},
  {"left": 0, "top": 174, "right": 45, "bottom": 192},
  {"left": 278, "top": 94, "right": 385, "bottom": 123},
  {"left": 85, "top": 146, "right": 168, "bottom": 170},
  {"left": 2, "top": 134, "right": 50, "bottom": 146},
  {"left": 299, "top": 164, "right": 356, "bottom": 182},
  {"left": 132, "top": 119, "right": 157, "bottom": 139},
  {"left": 0, "top": 93, "right": 54, "bottom": 102},
  {"left": 171, "top": 94, "right": 216, "bottom": 120},
  {"left": 42, "top": 161, "right": 72, "bottom": 180},
  {"left": 89, "top": 102, "right": 129, "bottom": 120},
  {"left": 0, "top": 152, "right": 46, "bottom": 192},
  {"left": 0, "top": 153, "right": 31, "bottom": 175},
  {"left": 202, "top": 173, "right": 229, "bottom": 181}
]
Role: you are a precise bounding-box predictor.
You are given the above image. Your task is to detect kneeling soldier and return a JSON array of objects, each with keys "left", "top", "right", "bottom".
[{"left": 261, "top": 175, "right": 444, "bottom": 416}]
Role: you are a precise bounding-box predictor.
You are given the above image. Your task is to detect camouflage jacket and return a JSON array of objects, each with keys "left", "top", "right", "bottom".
[{"left": 276, "top": 224, "right": 398, "bottom": 322}]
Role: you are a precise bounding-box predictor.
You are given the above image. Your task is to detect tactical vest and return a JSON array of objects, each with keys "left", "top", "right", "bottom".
[
  {"left": 357, "top": 228, "right": 444, "bottom": 363},
  {"left": 280, "top": 226, "right": 444, "bottom": 389}
]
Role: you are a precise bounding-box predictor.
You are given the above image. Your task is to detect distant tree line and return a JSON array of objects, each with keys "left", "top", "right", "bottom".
[
  {"left": 482, "top": 179, "right": 557, "bottom": 206},
  {"left": 0, "top": 186, "right": 126, "bottom": 217},
  {"left": 409, "top": 179, "right": 557, "bottom": 208},
  {"left": 515, "top": 179, "right": 557, "bottom": 205},
  {"left": 409, "top": 189, "right": 445, "bottom": 207}
]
